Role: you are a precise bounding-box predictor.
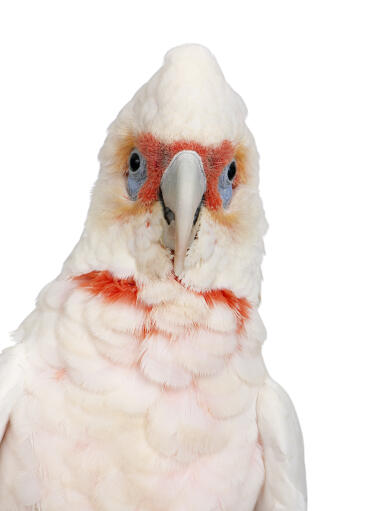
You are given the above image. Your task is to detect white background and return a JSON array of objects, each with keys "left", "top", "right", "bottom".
[{"left": 1, "top": 1, "right": 380, "bottom": 509}]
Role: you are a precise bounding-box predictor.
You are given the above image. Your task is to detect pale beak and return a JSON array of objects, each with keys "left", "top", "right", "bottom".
[{"left": 160, "top": 150, "right": 206, "bottom": 276}]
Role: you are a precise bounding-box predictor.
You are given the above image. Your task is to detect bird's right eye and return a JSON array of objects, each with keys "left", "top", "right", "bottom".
[
  {"left": 129, "top": 152, "right": 141, "bottom": 172},
  {"left": 126, "top": 149, "right": 147, "bottom": 200}
]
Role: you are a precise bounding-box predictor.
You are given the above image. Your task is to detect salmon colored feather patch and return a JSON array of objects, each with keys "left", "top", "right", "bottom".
[
  {"left": 73, "top": 271, "right": 149, "bottom": 310},
  {"left": 73, "top": 271, "right": 251, "bottom": 332},
  {"left": 201, "top": 288, "right": 251, "bottom": 332}
]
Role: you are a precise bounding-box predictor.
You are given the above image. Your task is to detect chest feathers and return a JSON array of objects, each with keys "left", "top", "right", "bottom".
[{"left": 3, "top": 272, "right": 267, "bottom": 510}]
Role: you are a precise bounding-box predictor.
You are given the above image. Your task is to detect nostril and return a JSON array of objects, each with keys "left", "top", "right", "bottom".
[{"left": 159, "top": 188, "right": 175, "bottom": 225}]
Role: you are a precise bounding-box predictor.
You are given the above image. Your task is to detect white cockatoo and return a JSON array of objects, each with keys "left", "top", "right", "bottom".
[{"left": 0, "top": 44, "right": 307, "bottom": 510}]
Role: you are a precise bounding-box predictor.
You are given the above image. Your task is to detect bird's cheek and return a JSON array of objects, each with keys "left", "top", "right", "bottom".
[
  {"left": 203, "top": 173, "right": 223, "bottom": 211},
  {"left": 161, "top": 217, "right": 176, "bottom": 251}
]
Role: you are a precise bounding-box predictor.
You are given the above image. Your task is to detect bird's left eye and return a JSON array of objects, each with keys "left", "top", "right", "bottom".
[
  {"left": 218, "top": 159, "right": 237, "bottom": 208},
  {"left": 126, "top": 149, "right": 147, "bottom": 200},
  {"left": 227, "top": 161, "right": 236, "bottom": 181}
]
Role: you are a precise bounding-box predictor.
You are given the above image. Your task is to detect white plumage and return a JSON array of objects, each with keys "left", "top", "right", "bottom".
[{"left": 0, "top": 44, "right": 306, "bottom": 510}]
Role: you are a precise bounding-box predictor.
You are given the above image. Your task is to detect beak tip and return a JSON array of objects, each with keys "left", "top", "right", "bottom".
[{"left": 174, "top": 259, "right": 184, "bottom": 277}]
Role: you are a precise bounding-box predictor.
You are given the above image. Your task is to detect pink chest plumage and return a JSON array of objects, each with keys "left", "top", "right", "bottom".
[{"left": 0, "top": 275, "right": 266, "bottom": 510}]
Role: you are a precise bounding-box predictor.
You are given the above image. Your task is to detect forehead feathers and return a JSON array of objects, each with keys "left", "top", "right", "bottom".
[{"left": 114, "top": 44, "right": 248, "bottom": 145}]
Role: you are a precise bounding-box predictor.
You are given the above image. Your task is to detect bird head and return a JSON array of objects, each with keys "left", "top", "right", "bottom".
[{"left": 66, "top": 45, "right": 267, "bottom": 302}]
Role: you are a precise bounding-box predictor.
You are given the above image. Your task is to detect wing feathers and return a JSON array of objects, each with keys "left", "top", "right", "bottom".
[
  {"left": 255, "top": 378, "right": 307, "bottom": 511},
  {"left": 0, "top": 344, "right": 26, "bottom": 444}
]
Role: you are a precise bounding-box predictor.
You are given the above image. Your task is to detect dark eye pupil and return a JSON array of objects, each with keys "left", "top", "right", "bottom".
[
  {"left": 129, "top": 152, "right": 141, "bottom": 172},
  {"left": 227, "top": 161, "right": 236, "bottom": 181}
]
